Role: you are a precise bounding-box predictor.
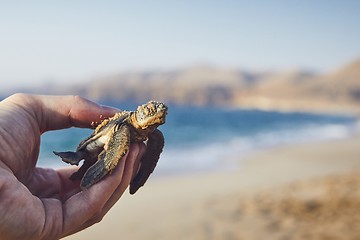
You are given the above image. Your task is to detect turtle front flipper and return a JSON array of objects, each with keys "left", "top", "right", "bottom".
[
  {"left": 80, "top": 125, "right": 130, "bottom": 189},
  {"left": 53, "top": 151, "right": 85, "bottom": 165},
  {"left": 130, "top": 129, "right": 164, "bottom": 194}
]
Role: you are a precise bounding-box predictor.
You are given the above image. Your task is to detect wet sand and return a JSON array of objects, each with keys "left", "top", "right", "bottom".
[{"left": 65, "top": 135, "right": 360, "bottom": 240}]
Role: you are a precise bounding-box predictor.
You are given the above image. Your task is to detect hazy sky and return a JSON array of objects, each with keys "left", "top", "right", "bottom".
[{"left": 1, "top": 1, "right": 360, "bottom": 89}]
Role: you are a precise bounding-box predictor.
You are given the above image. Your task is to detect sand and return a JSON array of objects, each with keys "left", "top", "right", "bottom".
[{"left": 65, "top": 135, "right": 360, "bottom": 240}]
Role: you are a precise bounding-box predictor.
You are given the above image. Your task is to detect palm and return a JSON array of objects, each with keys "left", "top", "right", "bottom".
[{"left": 0, "top": 94, "right": 143, "bottom": 239}]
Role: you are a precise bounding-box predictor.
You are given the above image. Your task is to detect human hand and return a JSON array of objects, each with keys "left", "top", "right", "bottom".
[{"left": 0, "top": 94, "right": 145, "bottom": 240}]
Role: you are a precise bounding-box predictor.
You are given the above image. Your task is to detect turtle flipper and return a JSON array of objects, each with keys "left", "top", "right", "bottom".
[
  {"left": 53, "top": 151, "right": 84, "bottom": 165},
  {"left": 80, "top": 125, "right": 130, "bottom": 189},
  {"left": 130, "top": 129, "right": 164, "bottom": 194}
]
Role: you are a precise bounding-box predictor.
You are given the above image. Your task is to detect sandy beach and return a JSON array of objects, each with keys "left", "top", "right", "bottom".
[{"left": 65, "top": 135, "right": 360, "bottom": 240}]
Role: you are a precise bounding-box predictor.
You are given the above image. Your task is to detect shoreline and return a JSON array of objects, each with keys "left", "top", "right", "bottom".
[{"left": 65, "top": 133, "right": 360, "bottom": 240}]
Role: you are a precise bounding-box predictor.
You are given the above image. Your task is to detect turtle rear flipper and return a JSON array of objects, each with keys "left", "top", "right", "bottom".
[
  {"left": 130, "top": 129, "right": 164, "bottom": 194},
  {"left": 69, "top": 155, "right": 98, "bottom": 181},
  {"left": 81, "top": 125, "right": 130, "bottom": 189}
]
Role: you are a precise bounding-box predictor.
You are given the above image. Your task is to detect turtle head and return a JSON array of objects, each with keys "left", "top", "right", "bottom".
[{"left": 134, "top": 101, "right": 168, "bottom": 130}]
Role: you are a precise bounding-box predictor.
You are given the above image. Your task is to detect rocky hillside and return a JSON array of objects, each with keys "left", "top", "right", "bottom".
[{"left": 233, "top": 59, "right": 360, "bottom": 113}]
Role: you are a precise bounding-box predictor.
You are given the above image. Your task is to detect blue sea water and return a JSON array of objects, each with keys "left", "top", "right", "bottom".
[{"left": 38, "top": 105, "right": 359, "bottom": 176}]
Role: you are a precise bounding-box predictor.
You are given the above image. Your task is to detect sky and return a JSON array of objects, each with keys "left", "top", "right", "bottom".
[{"left": 1, "top": 1, "right": 360, "bottom": 90}]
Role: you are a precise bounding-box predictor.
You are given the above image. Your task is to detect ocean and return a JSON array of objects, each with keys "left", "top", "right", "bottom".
[{"left": 38, "top": 104, "right": 359, "bottom": 176}]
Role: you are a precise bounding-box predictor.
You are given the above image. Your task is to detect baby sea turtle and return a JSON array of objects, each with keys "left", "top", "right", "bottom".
[{"left": 54, "top": 100, "right": 167, "bottom": 194}]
